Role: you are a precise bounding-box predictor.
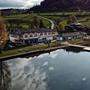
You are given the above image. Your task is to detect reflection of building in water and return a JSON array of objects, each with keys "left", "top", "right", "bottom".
[
  {"left": 0, "top": 62, "right": 11, "bottom": 90},
  {"left": 64, "top": 46, "right": 83, "bottom": 53}
]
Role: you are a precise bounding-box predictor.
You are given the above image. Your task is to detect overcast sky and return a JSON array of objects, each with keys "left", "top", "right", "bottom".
[{"left": 0, "top": 0, "right": 44, "bottom": 9}]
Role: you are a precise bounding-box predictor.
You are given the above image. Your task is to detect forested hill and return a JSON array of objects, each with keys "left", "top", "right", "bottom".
[{"left": 30, "top": 0, "right": 90, "bottom": 11}]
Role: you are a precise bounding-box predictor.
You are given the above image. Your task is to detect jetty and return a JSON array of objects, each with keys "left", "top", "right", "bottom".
[
  {"left": 68, "top": 44, "right": 90, "bottom": 51},
  {"left": 62, "top": 42, "right": 90, "bottom": 51}
]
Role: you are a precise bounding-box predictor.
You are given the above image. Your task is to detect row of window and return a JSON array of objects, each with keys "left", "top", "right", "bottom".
[{"left": 22, "top": 32, "right": 54, "bottom": 39}]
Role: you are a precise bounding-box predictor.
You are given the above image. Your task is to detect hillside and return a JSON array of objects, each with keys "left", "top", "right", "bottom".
[{"left": 30, "top": 0, "right": 90, "bottom": 11}]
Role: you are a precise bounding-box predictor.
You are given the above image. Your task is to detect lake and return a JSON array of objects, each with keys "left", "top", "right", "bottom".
[{"left": 4, "top": 48, "right": 90, "bottom": 90}]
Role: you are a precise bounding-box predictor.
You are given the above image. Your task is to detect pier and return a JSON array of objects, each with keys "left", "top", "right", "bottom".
[{"left": 63, "top": 42, "right": 90, "bottom": 51}]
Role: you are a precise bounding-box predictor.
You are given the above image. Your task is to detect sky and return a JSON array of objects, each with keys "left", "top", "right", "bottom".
[{"left": 0, "top": 0, "right": 44, "bottom": 9}]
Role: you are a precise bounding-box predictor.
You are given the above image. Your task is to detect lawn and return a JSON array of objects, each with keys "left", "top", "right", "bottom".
[
  {"left": 0, "top": 41, "right": 58, "bottom": 58},
  {"left": 0, "top": 44, "right": 48, "bottom": 58}
]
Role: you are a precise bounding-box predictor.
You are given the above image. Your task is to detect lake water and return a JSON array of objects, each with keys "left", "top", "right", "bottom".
[{"left": 4, "top": 49, "right": 90, "bottom": 90}]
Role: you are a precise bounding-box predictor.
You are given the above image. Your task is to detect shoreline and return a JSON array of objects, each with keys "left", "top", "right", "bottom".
[
  {"left": 0, "top": 46, "right": 66, "bottom": 61},
  {"left": 0, "top": 44, "right": 90, "bottom": 61}
]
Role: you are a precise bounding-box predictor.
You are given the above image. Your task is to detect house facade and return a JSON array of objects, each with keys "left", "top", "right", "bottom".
[
  {"left": 57, "top": 32, "right": 87, "bottom": 41},
  {"left": 10, "top": 28, "right": 58, "bottom": 45}
]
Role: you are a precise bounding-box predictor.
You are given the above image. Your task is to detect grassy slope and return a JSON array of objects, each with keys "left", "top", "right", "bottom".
[
  {"left": 38, "top": 12, "right": 90, "bottom": 27},
  {"left": 4, "top": 14, "right": 51, "bottom": 29}
]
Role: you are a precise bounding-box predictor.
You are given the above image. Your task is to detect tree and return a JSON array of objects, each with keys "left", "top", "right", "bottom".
[
  {"left": 39, "top": 19, "right": 45, "bottom": 28},
  {"left": 68, "top": 14, "right": 78, "bottom": 24},
  {"left": 32, "top": 16, "right": 39, "bottom": 29},
  {"left": 58, "top": 20, "right": 68, "bottom": 30},
  {"left": 0, "top": 16, "right": 9, "bottom": 50}
]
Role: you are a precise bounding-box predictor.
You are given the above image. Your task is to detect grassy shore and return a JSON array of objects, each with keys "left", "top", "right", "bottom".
[
  {"left": 0, "top": 38, "right": 89, "bottom": 59},
  {"left": 0, "top": 41, "right": 58, "bottom": 58}
]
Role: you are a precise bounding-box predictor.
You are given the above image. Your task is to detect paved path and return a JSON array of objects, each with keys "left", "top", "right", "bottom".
[
  {"left": 62, "top": 42, "right": 90, "bottom": 51},
  {"left": 69, "top": 44, "right": 90, "bottom": 50}
]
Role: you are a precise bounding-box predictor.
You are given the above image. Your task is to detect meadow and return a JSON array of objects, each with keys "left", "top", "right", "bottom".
[
  {"left": 3, "top": 12, "right": 90, "bottom": 31},
  {"left": 4, "top": 13, "right": 51, "bottom": 31},
  {"left": 37, "top": 12, "right": 90, "bottom": 27}
]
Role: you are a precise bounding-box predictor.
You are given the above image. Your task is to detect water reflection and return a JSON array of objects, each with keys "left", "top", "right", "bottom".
[
  {"left": 64, "top": 46, "right": 84, "bottom": 53},
  {"left": 0, "top": 62, "right": 11, "bottom": 90},
  {"left": 6, "top": 57, "right": 49, "bottom": 90},
  {"left": 2, "top": 49, "right": 90, "bottom": 90}
]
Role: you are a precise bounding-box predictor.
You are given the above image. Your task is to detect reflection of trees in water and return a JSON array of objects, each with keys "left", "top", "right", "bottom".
[{"left": 0, "top": 61, "right": 11, "bottom": 90}]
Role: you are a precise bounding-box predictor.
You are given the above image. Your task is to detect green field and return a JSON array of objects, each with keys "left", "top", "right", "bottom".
[
  {"left": 37, "top": 12, "right": 90, "bottom": 27},
  {"left": 4, "top": 13, "right": 51, "bottom": 30},
  {"left": 3, "top": 12, "right": 90, "bottom": 31}
]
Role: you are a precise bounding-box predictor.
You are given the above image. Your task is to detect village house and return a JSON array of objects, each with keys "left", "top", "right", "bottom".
[
  {"left": 57, "top": 32, "right": 87, "bottom": 41},
  {"left": 9, "top": 28, "right": 58, "bottom": 45}
]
